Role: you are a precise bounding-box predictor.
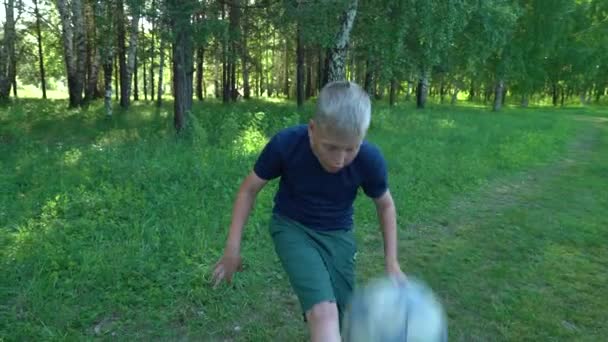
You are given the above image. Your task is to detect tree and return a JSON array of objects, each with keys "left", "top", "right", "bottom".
[
  {"left": 0, "top": 0, "right": 17, "bottom": 100},
  {"left": 444, "top": 0, "right": 519, "bottom": 107},
  {"left": 353, "top": 0, "right": 411, "bottom": 105},
  {"left": 327, "top": 0, "right": 358, "bottom": 83},
  {"left": 402, "top": 0, "right": 472, "bottom": 109},
  {"left": 56, "top": 0, "right": 87, "bottom": 107},
  {"left": 124, "top": 0, "right": 141, "bottom": 108},
  {"left": 33, "top": 0, "right": 47, "bottom": 99},
  {"left": 84, "top": 0, "right": 101, "bottom": 103},
  {"left": 166, "top": 0, "right": 195, "bottom": 133},
  {"left": 98, "top": 0, "right": 115, "bottom": 116}
]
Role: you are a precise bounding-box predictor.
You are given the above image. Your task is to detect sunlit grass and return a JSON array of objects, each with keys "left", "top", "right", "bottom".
[{"left": 17, "top": 84, "right": 69, "bottom": 100}]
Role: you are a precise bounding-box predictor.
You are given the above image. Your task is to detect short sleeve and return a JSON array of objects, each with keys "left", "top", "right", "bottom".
[
  {"left": 253, "top": 133, "right": 283, "bottom": 180},
  {"left": 361, "top": 145, "right": 388, "bottom": 198}
]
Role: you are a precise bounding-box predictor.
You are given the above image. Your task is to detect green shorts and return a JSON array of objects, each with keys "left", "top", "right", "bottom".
[{"left": 269, "top": 213, "right": 357, "bottom": 325}]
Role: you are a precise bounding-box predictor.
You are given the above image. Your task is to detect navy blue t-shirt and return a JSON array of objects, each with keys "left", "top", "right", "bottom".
[{"left": 254, "top": 124, "right": 388, "bottom": 231}]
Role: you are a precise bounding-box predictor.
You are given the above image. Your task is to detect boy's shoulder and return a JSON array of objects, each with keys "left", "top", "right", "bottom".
[
  {"left": 357, "top": 139, "right": 385, "bottom": 165},
  {"left": 268, "top": 124, "right": 309, "bottom": 153}
]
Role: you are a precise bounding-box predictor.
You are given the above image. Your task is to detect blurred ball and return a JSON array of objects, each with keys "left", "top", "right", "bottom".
[{"left": 342, "top": 276, "right": 447, "bottom": 342}]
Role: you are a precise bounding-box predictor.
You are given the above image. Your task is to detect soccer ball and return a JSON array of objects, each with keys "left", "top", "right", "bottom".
[{"left": 342, "top": 276, "right": 448, "bottom": 342}]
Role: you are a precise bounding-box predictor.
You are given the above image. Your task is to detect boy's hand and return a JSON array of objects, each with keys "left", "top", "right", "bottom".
[
  {"left": 211, "top": 250, "right": 243, "bottom": 288},
  {"left": 386, "top": 260, "right": 407, "bottom": 284}
]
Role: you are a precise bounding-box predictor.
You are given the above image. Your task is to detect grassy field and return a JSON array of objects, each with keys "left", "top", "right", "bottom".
[{"left": 1, "top": 98, "right": 607, "bottom": 341}]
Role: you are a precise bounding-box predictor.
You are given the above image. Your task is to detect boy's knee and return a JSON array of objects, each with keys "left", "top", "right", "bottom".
[{"left": 306, "top": 301, "right": 339, "bottom": 323}]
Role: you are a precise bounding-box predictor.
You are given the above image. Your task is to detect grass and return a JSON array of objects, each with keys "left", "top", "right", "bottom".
[{"left": 1, "top": 97, "right": 607, "bottom": 341}]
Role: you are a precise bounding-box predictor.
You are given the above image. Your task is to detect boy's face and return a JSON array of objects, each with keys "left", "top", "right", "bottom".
[{"left": 308, "top": 120, "right": 363, "bottom": 173}]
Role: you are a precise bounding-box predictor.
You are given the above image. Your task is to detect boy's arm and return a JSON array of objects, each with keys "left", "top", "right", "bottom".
[
  {"left": 372, "top": 189, "right": 404, "bottom": 277},
  {"left": 224, "top": 171, "right": 268, "bottom": 254},
  {"left": 212, "top": 171, "right": 268, "bottom": 287}
]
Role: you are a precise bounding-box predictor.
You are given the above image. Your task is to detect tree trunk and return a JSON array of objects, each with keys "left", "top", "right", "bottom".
[
  {"left": 595, "top": 85, "right": 605, "bottom": 103},
  {"left": 103, "top": 52, "right": 113, "bottom": 116},
  {"left": 214, "top": 56, "right": 220, "bottom": 98},
  {"left": 230, "top": 56, "right": 237, "bottom": 101},
  {"left": 416, "top": 70, "right": 429, "bottom": 109},
  {"left": 34, "top": 0, "right": 47, "bottom": 99},
  {"left": 257, "top": 42, "right": 263, "bottom": 97},
  {"left": 317, "top": 47, "right": 323, "bottom": 92},
  {"left": 133, "top": 57, "right": 139, "bottom": 101},
  {"left": 242, "top": 4, "right": 250, "bottom": 99},
  {"left": 228, "top": 1, "right": 240, "bottom": 102},
  {"left": 143, "top": 26, "right": 147, "bottom": 101},
  {"left": 133, "top": 51, "right": 139, "bottom": 101},
  {"left": 84, "top": 0, "right": 100, "bottom": 103},
  {"left": 150, "top": 3, "right": 156, "bottom": 103},
  {"left": 363, "top": 59, "right": 373, "bottom": 94},
  {"left": 327, "top": 0, "right": 358, "bottom": 83},
  {"left": 579, "top": 92, "right": 587, "bottom": 105},
  {"left": 484, "top": 86, "right": 492, "bottom": 104},
  {"left": 552, "top": 83, "right": 558, "bottom": 106},
  {"left": 405, "top": 80, "right": 412, "bottom": 101},
  {"left": 98, "top": 0, "right": 113, "bottom": 115},
  {"left": 0, "top": 0, "right": 15, "bottom": 100},
  {"left": 56, "top": 0, "right": 85, "bottom": 107},
  {"left": 305, "top": 49, "right": 313, "bottom": 99},
  {"left": 389, "top": 78, "right": 397, "bottom": 106},
  {"left": 74, "top": 0, "right": 87, "bottom": 105},
  {"left": 221, "top": 4, "right": 229, "bottom": 102},
  {"left": 196, "top": 47, "right": 204, "bottom": 101},
  {"left": 521, "top": 94, "right": 529, "bottom": 108},
  {"left": 374, "top": 79, "right": 383, "bottom": 100},
  {"left": 296, "top": 23, "right": 304, "bottom": 107},
  {"left": 493, "top": 79, "right": 504, "bottom": 112},
  {"left": 157, "top": 38, "right": 165, "bottom": 107},
  {"left": 169, "top": 0, "right": 194, "bottom": 133},
  {"left": 451, "top": 86, "right": 459, "bottom": 105},
  {"left": 283, "top": 39, "right": 289, "bottom": 98},
  {"left": 124, "top": 10, "right": 140, "bottom": 107},
  {"left": 468, "top": 79, "right": 475, "bottom": 102},
  {"left": 114, "top": 54, "right": 119, "bottom": 100},
  {"left": 117, "top": 0, "right": 128, "bottom": 107}
]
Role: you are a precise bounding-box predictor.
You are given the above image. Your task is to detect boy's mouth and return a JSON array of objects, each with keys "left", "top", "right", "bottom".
[{"left": 325, "top": 164, "right": 342, "bottom": 173}]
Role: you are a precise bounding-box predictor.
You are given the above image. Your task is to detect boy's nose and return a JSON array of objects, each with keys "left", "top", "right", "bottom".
[{"left": 332, "top": 152, "right": 346, "bottom": 167}]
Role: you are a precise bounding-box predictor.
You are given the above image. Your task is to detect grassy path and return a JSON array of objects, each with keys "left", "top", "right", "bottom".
[{"left": 371, "top": 116, "right": 608, "bottom": 341}]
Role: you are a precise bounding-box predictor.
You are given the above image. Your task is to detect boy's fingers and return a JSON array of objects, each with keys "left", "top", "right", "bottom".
[
  {"left": 213, "top": 269, "right": 225, "bottom": 288},
  {"left": 212, "top": 263, "right": 225, "bottom": 286},
  {"left": 213, "top": 263, "right": 223, "bottom": 277}
]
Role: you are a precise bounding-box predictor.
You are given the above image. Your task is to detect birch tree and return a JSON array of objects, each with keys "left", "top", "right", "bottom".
[{"left": 56, "top": 0, "right": 87, "bottom": 107}]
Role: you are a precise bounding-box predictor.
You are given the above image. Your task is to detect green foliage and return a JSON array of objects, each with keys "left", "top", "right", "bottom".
[
  {"left": 14, "top": 1, "right": 65, "bottom": 88},
  {"left": 2, "top": 99, "right": 607, "bottom": 340}
]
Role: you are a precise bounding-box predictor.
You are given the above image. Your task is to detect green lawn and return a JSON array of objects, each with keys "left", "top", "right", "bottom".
[{"left": 1, "top": 98, "right": 607, "bottom": 341}]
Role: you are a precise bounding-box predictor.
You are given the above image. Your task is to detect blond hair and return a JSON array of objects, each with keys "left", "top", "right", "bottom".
[{"left": 314, "top": 81, "right": 371, "bottom": 139}]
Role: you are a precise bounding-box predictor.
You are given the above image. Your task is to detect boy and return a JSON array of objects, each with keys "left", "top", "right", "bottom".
[{"left": 211, "top": 81, "right": 405, "bottom": 341}]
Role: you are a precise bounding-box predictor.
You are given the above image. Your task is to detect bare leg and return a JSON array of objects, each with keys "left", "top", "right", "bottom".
[{"left": 306, "top": 301, "right": 341, "bottom": 342}]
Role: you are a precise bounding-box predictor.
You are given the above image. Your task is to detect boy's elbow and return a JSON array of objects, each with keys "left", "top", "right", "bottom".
[
  {"left": 241, "top": 171, "right": 268, "bottom": 196},
  {"left": 373, "top": 189, "right": 394, "bottom": 211}
]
